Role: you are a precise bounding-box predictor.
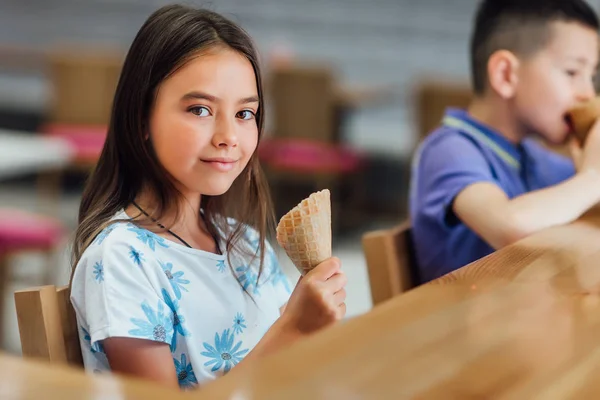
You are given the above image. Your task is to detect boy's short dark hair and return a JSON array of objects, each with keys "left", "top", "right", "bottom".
[{"left": 470, "top": 0, "right": 599, "bottom": 95}]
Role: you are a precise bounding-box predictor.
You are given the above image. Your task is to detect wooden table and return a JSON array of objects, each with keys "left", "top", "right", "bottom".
[
  {"left": 0, "top": 353, "right": 191, "bottom": 399},
  {"left": 0, "top": 130, "right": 73, "bottom": 180},
  {"left": 197, "top": 208, "right": 600, "bottom": 399}
]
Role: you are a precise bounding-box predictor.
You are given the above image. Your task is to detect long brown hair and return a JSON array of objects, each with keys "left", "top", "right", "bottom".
[{"left": 71, "top": 4, "right": 274, "bottom": 282}]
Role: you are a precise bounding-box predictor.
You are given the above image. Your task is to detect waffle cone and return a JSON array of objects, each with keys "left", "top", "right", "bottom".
[
  {"left": 276, "top": 189, "right": 332, "bottom": 275},
  {"left": 567, "top": 97, "right": 600, "bottom": 144}
]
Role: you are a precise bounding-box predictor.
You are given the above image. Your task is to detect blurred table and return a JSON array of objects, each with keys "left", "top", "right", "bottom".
[
  {"left": 0, "top": 130, "right": 74, "bottom": 180},
  {"left": 0, "top": 353, "right": 191, "bottom": 399},
  {"left": 198, "top": 207, "right": 600, "bottom": 399}
]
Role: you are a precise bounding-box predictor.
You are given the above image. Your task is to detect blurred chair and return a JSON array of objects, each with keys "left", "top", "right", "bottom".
[
  {"left": 34, "top": 50, "right": 122, "bottom": 211},
  {"left": 261, "top": 65, "right": 366, "bottom": 228},
  {"left": 269, "top": 65, "right": 337, "bottom": 143},
  {"left": 38, "top": 50, "right": 122, "bottom": 200},
  {"left": 0, "top": 209, "right": 65, "bottom": 347},
  {"left": 14, "top": 285, "right": 82, "bottom": 366},
  {"left": 361, "top": 221, "right": 419, "bottom": 306},
  {"left": 415, "top": 80, "right": 472, "bottom": 143},
  {"left": 47, "top": 50, "right": 121, "bottom": 128}
]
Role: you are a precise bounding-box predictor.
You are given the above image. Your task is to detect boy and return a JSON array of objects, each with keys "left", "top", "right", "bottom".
[{"left": 410, "top": 0, "right": 600, "bottom": 282}]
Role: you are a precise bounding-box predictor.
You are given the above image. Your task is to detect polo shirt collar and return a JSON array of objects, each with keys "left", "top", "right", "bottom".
[{"left": 442, "top": 108, "right": 522, "bottom": 169}]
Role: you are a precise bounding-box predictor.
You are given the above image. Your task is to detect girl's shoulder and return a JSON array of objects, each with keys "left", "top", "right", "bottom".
[{"left": 80, "top": 212, "right": 173, "bottom": 265}]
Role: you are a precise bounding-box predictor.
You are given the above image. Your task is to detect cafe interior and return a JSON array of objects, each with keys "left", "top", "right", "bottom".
[{"left": 2, "top": 0, "right": 600, "bottom": 398}]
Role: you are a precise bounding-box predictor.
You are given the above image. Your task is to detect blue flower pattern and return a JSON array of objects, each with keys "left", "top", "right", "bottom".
[
  {"left": 245, "top": 229, "right": 289, "bottom": 293},
  {"left": 270, "top": 265, "right": 291, "bottom": 294},
  {"left": 82, "top": 223, "right": 296, "bottom": 381},
  {"left": 216, "top": 260, "right": 226, "bottom": 273},
  {"left": 127, "top": 225, "right": 169, "bottom": 251},
  {"left": 232, "top": 313, "right": 246, "bottom": 335},
  {"left": 95, "top": 224, "right": 117, "bottom": 245},
  {"left": 162, "top": 289, "right": 189, "bottom": 351},
  {"left": 174, "top": 353, "right": 198, "bottom": 388},
  {"left": 160, "top": 261, "right": 190, "bottom": 299},
  {"left": 235, "top": 265, "right": 259, "bottom": 295},
  {"left": 93, "top": 261, "right": 104, "bottom": 283},
  {"left": 201, "top": 329, "right": 249, "bottom": 374},
  {"left": 128, "top": 246, "right": 145, "bottom": 267},
  {"left": 82, "top": 327, "right": 104, "bottom": 353},
  {"left": 129, "top": 300, "right": 173, "bottom": 343}
]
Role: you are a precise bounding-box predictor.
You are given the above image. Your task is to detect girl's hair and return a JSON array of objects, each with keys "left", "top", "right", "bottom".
[{"left": 71, "top": 4, "right": 274, "bottom": 282}]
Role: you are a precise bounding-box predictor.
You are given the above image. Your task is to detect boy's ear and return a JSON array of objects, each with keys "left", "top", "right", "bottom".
[{"left": 487, "top": 50, "right": 520, "bottom": 99}]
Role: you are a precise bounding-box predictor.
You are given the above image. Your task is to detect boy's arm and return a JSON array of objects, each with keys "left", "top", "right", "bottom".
[
  {"left": 453, "top": 169, "right": 600, "bottom": 249},
  {"left": 454, "top": 120, "right": 600, "bottom": 250}
]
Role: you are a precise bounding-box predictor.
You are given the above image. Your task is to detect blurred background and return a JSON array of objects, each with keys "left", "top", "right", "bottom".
[{"left": 2, "top": 0, "right": 600, "bottom": 354}]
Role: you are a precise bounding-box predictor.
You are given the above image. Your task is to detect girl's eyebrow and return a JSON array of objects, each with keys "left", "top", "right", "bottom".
[
  {"left": 239, "top": 96, "right": 259, "bottom": 105},
  {"left": 181, "top": 91, "right": 259, "bottom": 105},
  {"left": 181, "top": 91, "right": 217, "bottom": 102}
]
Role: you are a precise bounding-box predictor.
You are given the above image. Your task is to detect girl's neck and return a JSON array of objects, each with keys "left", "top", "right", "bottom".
[
  {"left": 130, "top": 188, "right": 210, "bottom": 243},
  {"left": 128, "top": 188, "right": 220, "bottom": 254}
]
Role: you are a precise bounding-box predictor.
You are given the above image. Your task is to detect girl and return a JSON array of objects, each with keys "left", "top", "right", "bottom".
[{"left": 70, "top": 4, "right": 347, "bottom": 390}]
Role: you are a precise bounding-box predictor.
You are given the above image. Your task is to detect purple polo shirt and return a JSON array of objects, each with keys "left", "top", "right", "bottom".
[{"left": 409, "top": 108, "right": 575, "bottom": 282}]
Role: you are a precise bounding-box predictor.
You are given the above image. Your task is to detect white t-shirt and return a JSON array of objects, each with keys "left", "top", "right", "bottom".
[{"left": 70, "top": 211, "right": 292, "bottom": 388}]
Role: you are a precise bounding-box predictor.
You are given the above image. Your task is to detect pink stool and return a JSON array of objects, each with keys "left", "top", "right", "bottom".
[
  {"left": 41, "top": 123, "right": 107, "bottom": 166},
  {"left": 258, "top": 138, "right": 367, "bottom": 232},
  {"left": 0, "top": 209, "right": 65, "bottom": 347},
  {"left": 258, "top": 138, "right": 364, "bottom": 174},
  {"left": 0, "top": 209, "right": 64, "bottom": 253},
  {"left": 37, "top": 124, "right": 107, "bottom": 214}
]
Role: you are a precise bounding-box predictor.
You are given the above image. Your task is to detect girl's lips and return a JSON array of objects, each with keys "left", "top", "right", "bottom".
[{"left": 201, "top": 159, "right": 237, "bottom": 172}]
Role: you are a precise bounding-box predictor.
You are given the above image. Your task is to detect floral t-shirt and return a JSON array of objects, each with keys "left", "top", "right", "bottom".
[{"left": 70, "top": 211, "right": 292, "bottom": 388}]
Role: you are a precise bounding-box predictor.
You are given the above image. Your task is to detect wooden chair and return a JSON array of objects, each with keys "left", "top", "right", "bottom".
[
  {"left": 14, "top": 285, "right": 82, "bottom": 366},
  {"left": 37, "top": 50, "right": 123, "bottom": 209},
  {"left": 269, "top": 65, "right": 337, "bottom": 143},
  {"left": 262, "top": 65, "right": 366, "bottom": 228},
  {"left": 47, "top": 50, "right": 122, "bottom": 127},
  {"left": 0, "top": 210, "right": 65, "bottom": 348},
  {"left": 414, "top": 80, "right": 472, "bottom": 144},
  {"left": 361, "top": 222, "right": 420, "bottom": 306}
]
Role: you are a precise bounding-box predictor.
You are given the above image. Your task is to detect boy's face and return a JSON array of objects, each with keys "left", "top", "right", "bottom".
[{"left": 514, "top": 21, "right": 598, "bottom": 144}]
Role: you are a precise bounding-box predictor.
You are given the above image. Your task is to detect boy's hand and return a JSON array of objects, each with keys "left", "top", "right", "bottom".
[
  {"left": 579, "top": 118, "right": 600, "bottom": 175},
  {"left": 569, "top": 137, "right": 583, "bottom": 172}
]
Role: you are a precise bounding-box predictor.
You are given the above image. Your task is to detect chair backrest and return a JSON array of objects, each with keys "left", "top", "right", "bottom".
[
  {"left": 48, "top": 50, "right": 122, "bottom": 126},
  {"left": 415, "top": 81, "right": 472, "bottom": 142},
  {"left": 269, "top": 65, "right": 336, "bottom": 143},
  {"left": 14, "top": 285, "right": 82, "bottom": 366},
  {"left": 361, "top": 222, "right": 419, "bottom": 306}
]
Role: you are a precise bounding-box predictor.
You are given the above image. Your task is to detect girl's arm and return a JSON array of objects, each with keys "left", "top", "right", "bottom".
[
  {"left": 102, "top": 258, "right": 345, "bottom": 390},
  {"left": 220, "top": 257, "right": 346, "bottom": 378},
  {"left": 104, "top": 338, "right": 179, "bottom": 388}
]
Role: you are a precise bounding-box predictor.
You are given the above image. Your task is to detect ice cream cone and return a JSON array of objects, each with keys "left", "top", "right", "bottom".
[
  {"left": 567, "top": 97, "right": 600, "bottom": 145},
  {"left": 276, "top": 189, "right": 332, "bottom": 275}
]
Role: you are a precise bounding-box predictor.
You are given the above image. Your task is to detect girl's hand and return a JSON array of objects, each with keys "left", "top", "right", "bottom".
[{"left": 279, "top": 257, "right": 347, "bottom": 335}]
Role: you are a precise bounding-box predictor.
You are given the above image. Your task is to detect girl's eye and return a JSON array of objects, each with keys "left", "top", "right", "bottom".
[
  {"left": 566, "top": 70, "right": 578, "bottom": 78},
  {"left": 237, "top": 110, "right": 255, "bottom": 120},
  {"left": 189, "top": 106, "right": 210, "bottom": 117}
]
